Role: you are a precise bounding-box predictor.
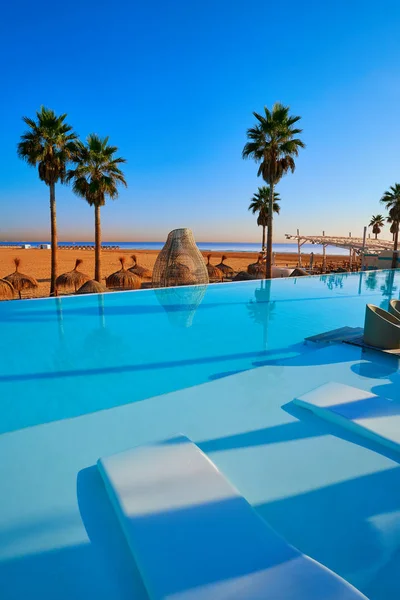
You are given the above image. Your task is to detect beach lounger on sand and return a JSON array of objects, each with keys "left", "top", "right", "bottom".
[
  {"left": 295, "top": 382, "right": 400, "bottom": 454},
  {"left": 98, "top": 435, "right": 367, "bottom": 599}
]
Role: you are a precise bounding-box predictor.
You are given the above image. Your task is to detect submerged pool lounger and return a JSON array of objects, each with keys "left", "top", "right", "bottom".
[
  {"left": 294, "top": 382, "right": 400, "bottom": 454},
  {"left": 98, "top": 435, "right": 367, "bottom": 599}
]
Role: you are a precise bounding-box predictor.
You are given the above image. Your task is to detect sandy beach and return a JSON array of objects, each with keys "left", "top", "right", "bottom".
[{"left": 0, "top": 247, "right": 355, "bottom": 299}]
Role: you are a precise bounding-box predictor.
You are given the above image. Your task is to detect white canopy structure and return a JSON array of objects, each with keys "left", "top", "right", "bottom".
[{"left": 285, "top": 229, "right": 394, "bottom": 268}]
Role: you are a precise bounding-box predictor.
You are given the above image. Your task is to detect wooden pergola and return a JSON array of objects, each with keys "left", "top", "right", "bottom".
[{"left": 285, "top": 229, "right": 394, "bottom": 268}]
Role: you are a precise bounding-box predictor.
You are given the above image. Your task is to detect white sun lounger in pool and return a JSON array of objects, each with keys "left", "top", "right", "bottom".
[
  {"left": 294, "top": 382, "right": 400, "bottom": 454},
  {"left": 98, "top": 436, "right": 367, "bottom": 599}
]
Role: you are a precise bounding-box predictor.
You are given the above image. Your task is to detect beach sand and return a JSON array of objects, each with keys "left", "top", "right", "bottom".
[{"left": 0, "top": 247, "right": 354, "bottom": 300}]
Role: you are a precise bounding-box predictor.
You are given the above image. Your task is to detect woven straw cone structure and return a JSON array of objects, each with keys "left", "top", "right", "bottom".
[
  {"left": 76, "top": 280, "right": 107, "bottom": 294},
  {"left": 152, "top": 228, "right": 209, "bottom": 288},
  {"left": 215, "top": 255, "right": 234, "bottom": 279},
  {"left": 0, "top": 278, "right": 15, "bottom": 300},
  {"left": 129, "top": 255, "right": 152, "bottom": 279},
  {"left": 106, "top": 257, "right": 141, "bottom": 290},
  {"left": 4, "top": 258, "right": 38, "bottom": 299},
  {"left": 248, "top": 253, "right": 265, "bottom": 277},
  {"left": 56, "top": 259, "right": 90, "bottom": 293},
  {"left": 155, "top": 285, "right": 207, "bottom": 328},
  {"left": 206, "top": 254, "right": 223, "bottom": 282}
]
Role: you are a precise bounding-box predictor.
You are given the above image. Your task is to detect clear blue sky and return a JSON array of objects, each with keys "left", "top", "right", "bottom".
[{"left": 1, "top": 0, "right": 400, "bottom": 243}]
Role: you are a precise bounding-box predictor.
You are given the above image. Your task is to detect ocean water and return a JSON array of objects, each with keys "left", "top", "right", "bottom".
[{"left": 0, "top": 240, "right": 349, "bottom": 255}]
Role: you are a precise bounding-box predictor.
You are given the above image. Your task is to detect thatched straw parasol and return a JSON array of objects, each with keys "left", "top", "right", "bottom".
[
  {"left": 129, "top": 255, "right": 152, "bottom": 279},
  {"left": 106, "top": 257, "right": 141, "bottom": 290},
  {"left": 233, "top": 271, "right": 255, "bottom": 281},
  {"left": 0, "top": 278, "right": 15, "bottom": 300},
  {"left": 4, "top": 258, "right": 38, "bottom": 299},
  {"left": 215, "top": 255, "right": 234, "bottom": 279},
  {"left": 76, "top": 280, "right": 108, "bottom": 295},
  {"left": 206, "top": 254, "right": 223, "bottom": 282},
  {"left": 248, "top": 253, "right": 266, "bottom": 277},
  {"left": 56, "top": 259, "right": 90, "bottom": 293}
]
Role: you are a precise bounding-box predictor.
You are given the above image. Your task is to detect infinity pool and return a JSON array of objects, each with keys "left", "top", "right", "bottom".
[
  {"left": 1, "top": 270, "right": 400, "bottom": 600},
  {"left": 0, "top": 269, "right": 399, "bottom": 433}
]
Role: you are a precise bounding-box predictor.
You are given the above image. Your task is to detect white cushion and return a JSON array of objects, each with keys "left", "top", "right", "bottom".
[
  {"left": 295, "top": 382, "right": 400, "bottom": 453},
  {"left": 98, "top": 436, "right": 366, "bottom": 599}
]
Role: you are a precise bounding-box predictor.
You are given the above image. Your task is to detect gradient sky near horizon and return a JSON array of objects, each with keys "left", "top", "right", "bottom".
[{"left": 1, "top": 0, "right": 400, "bottom": 243}]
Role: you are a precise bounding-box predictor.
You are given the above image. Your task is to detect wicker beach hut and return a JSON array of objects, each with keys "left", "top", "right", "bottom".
[
  {"left": 106, "top": 257, "right": 141, "bottom": 290},
  {"left": 0, "top": 278, "right": 14, "bottom": 300},
  {"left": 152, "top": 228, "right": 209, "bottom": 288},
  {"left": 56, "top": 259, "right": 90, "bottom": 293},
  {"left": 215, "top": 255, "right": 235, "bottom": 279},
  {"left": 248, "top": 253, "right": 266, "bottom": 277},
  {"left": 4, "top": 258, "right": 38, "bottom": 299},
  {"left": 129, "top": 255, "right": 152, "bottom": 279},
  {"left": 76, "top": 280, "right": 107, "bottom": 295},
  {"left": 206, "top": 254, "right": 223, "bottom": 282}
]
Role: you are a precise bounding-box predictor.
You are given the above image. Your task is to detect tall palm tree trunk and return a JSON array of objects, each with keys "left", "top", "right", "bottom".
[
  {"left": 265, "top": 184, "right": 274, "bottom": 278},
  {"left": 262, "top": 225, "right": 266, "bottom": 252},
  {"left": 392, "top": 223, "right": 399, "bottom": 270},
  {"left": 94, "top": 204, "right": 102, "bottom": 282},
  {"left": 49, "top": 182, "right": 57, "bottom": 296}
]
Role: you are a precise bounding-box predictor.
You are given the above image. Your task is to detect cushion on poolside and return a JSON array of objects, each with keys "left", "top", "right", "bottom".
[
  {"left": 98, "top": 435, "right": 367, "bottom": 599},
  {"left": 294, "top": 382, "right": 400, "bottom": 454}
]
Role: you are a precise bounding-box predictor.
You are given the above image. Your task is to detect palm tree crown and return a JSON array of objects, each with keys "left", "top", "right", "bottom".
[
  {"left": 17, "top": 106, "right": 77, "bottom": 185},
  {"left": 242, "top": 103, "right": 304, "bottom": 278},
  {"left": 381, "top": 184, "right": 400, "bottom": 212},
  {"left": 67, "top": 134, "right": 127, "bottom": 207},
  {"left": 242, "top": 103, "right": 304, "bottom": 184},
  {"left": 368, "top": 214, "right": 384, "bottom": 239},
  {"left": 248, "top": 186, "right": 280, "bottom": 226}
]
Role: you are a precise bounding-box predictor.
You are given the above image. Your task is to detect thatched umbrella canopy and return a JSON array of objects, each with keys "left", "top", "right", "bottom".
[
  {"left": 4, "top": 258, "right": 38, "bottom": 299},
  {"left": 233, "top": 271, "right": 255, "bottom": 281},
  {"left": 0, "top": 278, "right": 15, "bottom": 300},
  {"left": 215, "top": 255, "right": 234, "bottom": 279},
  {"left": 129, "top": 255, "right": 152, "bottom": 279},
  {"left": 76, "top": 279, "right": 108, "bottom": 295},
  {"left": 248, "top": 253, "right": 266, "bottom": 277},
  {"left": 56, "top": 259, "right": 90, "bottom": 293},
  {"left": 206, "top": 254, "right": 223, "bottom": 282},
  {"left": 106, "top": 257, "right": 141, "bottom": 290}
]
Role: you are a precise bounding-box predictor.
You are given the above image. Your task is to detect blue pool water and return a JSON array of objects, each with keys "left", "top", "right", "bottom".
[
  {"left": 0, "top": 269, "right": 398, "bottom": 434},
  {"left": 1, "top": 269, "right": 400, "bottom": 600}
]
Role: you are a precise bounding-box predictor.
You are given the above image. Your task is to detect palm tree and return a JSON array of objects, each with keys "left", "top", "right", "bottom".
[
  {"left": 381, "top": 183, "right": 400, "bottom": 269},
  {"left": 387, "top": 207, "right": 400, "bottom": 241},
  {"left": 368, "top": 214, "right": 385, "bottom": 239},
  {"left": 17, "top": 107, "right": 77, "bottom": 295},
  {"left": 67, "top": 134, "right": 127, "bottom": 282},
  {"left": 242, "top": 103, "right": 304, "bottom": 278},
  {"left": 248, "top": 186, "right": 280, "bottom": 252}
]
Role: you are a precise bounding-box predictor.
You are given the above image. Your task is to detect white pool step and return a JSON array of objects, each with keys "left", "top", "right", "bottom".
[
  {"left": 98, "top": 436, "right": 367, "bottom": 599},
  {"left": 294, "top": 382, "right": 400, "bottom": 454}
]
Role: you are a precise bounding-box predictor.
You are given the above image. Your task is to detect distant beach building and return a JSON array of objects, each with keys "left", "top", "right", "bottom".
[
  {"left": 39, "top": 244, "right": 51, "bottom": 249},
  {"left": 21, "top": 244, "right": 31, "bottom": 249}
]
